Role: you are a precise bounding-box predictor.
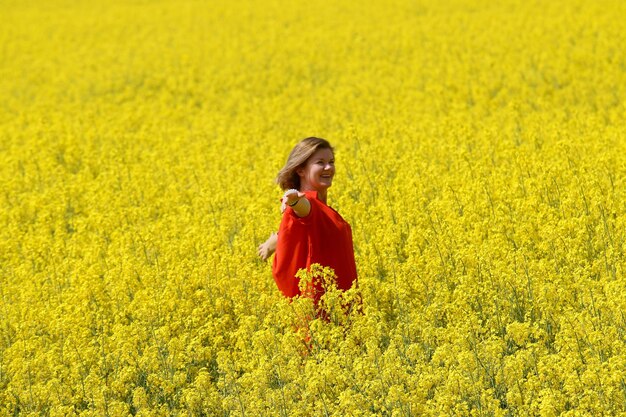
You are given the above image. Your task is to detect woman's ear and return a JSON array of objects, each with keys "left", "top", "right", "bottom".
[{"left": 296, "top": 166, "right": 304, "bottom": 177}]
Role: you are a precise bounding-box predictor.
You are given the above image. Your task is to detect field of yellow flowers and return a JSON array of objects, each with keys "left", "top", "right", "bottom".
[{"left": 1, "top": 0, "right": 626, "bottom": 415}]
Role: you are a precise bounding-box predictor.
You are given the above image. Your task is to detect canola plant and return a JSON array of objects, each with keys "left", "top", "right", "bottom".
[{"left": 1, "top": 0, "right": 625, "bottom": 415}]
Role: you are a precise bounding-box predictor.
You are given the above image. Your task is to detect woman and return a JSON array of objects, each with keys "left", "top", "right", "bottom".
[{"left": 258, "top": 137, "right": 357, "bottom": 304}]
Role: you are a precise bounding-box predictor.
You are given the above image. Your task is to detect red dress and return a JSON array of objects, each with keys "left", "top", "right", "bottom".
[{"left": 272, "top": 190, "right": 357, "bottom": 303}]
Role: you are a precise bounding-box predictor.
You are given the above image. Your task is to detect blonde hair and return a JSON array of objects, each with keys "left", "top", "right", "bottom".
[{"left": 276, "top": 137, "right": 334, "bottom": 191}]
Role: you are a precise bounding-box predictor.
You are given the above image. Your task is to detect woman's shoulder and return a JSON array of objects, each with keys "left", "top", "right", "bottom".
[
  {"left": 303, "top": 190, "right": 326, "bottom": 210},
  {"left": 303, "top": 190, "right": 318, "bottom": 199}
]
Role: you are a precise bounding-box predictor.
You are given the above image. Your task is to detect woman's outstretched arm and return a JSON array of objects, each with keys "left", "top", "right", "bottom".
[
  {"left": 282, "top": 190, "right": 311, "bottom": 218},
  {"left": 258, "top": 190, "right": 311, "bottom": 261}
]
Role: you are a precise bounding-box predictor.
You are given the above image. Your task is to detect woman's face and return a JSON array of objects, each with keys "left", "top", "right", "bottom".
[{"left": 297, "top": 148, "right": 335, "bottom": 191}]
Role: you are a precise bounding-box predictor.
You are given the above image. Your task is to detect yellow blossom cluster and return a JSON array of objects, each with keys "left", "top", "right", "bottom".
[{"left": 1, "top": 0, "right": 625, "bottom": 415}]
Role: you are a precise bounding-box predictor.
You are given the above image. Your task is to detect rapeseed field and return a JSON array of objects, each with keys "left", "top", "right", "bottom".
[{"left": 1, "top": 0, "right": 625, "bottom": 415}]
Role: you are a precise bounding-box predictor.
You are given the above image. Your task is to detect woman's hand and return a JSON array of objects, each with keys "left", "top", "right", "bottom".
[
  {"left": 257, "top": 232, "right": 278, "bottom": 261},
  {"left": 281, "top": 189, "right": 306, "bottom": 213}
]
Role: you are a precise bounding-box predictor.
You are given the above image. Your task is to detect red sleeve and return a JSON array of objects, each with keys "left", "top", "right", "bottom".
[{"left": 271, "top": 192, "right": 318, "bottom": 298}]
